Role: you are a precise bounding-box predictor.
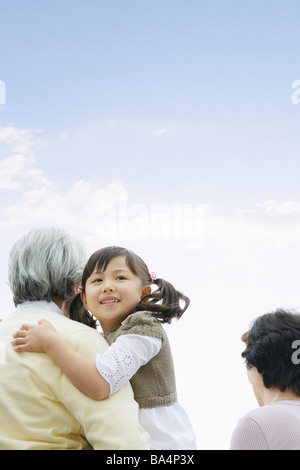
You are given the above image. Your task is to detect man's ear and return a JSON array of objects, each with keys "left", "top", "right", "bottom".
[{"left": 141, "top": 285, "right": 151, "bottom": 299}]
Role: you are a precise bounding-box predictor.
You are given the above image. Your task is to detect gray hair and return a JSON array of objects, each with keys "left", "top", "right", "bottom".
[{"left": 8, "top": 227, "right": 87, "bottom": 305}]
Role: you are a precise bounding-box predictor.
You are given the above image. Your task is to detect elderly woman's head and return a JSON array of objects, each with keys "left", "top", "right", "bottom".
[
  {"left": 8, "top": 227, "right": 86, "bottom": 306},
  {"left": 241, "top": 309, "right": 300, "bottom": 403}
]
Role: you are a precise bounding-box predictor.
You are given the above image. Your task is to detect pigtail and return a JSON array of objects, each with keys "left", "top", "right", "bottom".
[
  {"left": 69, "top": 293, "right": 97, "bottom": 329},
  {"left": 133, "top": 278, "right": 190, "bottom": 324}
]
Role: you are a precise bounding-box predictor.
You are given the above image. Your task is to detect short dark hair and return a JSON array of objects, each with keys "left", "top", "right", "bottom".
[{"left": 241, "top": 309, "right": 300, "bottom": 396}]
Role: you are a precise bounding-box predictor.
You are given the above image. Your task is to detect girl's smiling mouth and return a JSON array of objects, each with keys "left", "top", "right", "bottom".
[{"left": 100, "top": 296, "right": 120, "bottom": 305}]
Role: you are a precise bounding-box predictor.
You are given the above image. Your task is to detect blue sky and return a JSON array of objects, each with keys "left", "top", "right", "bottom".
[
  {"left": 1, "top": 0, "right": 300, "bottom": 449},
  {"left": 1, "top": 0, "right": 300, "bottom": 206}
]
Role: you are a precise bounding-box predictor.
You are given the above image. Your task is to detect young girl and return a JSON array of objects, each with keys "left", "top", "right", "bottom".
[{"left": 12, "top": 246, "right": 197, "bottom": 450}]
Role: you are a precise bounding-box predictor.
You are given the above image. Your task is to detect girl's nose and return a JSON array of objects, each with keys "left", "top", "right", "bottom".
[{"left": 102, "top": 283, "right": 115, "bottom": 292}]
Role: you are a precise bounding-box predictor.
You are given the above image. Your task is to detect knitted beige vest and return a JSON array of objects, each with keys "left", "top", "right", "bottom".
[{"left": 104, "top": 311, "right": 177, "bottom": 409}]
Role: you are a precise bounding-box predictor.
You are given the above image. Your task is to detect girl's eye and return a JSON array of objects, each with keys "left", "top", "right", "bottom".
[
  {"left": 116, "top": 276, "right": 126, "bottom": 280},
  {"left": 93, "top": 278, "right": 103, "bottom": 283}
]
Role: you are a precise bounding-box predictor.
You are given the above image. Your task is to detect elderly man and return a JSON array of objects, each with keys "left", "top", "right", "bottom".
[{"left": 0, "top": 227, "right": 149, "bottom": 450}]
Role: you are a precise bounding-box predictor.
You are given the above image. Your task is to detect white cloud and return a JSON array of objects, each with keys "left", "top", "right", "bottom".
[
  {"left": 0, "top": 154, "right": 32, "bottom": 190},
  {"left": 1, "top": 124, "right": 300, "bottom": 255},
  {"left": 0, "top": 125, "right": 51, "bottom": 190},
  {"left": 1, "top": 174, "right": 207, "bottom": 251},
  {"left": 204, "top": 201, "right": 300, "bottom": 250},
  {"left": 0, "top": 178, "right": 128, "bottom": 234},
  {"left": 257, "top": 199, "right": 300, "bottom": 215},
  {"left": 0, "top": 125, "right": 206, "bottom": 247},
  {"left": 153, "top": 127, "right": 171, "bottom": 136}
]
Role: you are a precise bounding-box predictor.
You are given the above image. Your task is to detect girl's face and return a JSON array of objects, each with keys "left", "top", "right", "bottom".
[{"left": 81, "top": 255, "right": 150, "bottom": 333}]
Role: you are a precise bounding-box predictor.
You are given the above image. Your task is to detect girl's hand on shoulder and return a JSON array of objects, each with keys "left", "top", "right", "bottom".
[{"left": 12, "top": 319, "right": 58, "bottom": 353}]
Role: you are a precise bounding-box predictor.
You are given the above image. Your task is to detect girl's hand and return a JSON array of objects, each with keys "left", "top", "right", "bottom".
[{"left": 12, "top": 319, "right": 58, "bottom": 353}]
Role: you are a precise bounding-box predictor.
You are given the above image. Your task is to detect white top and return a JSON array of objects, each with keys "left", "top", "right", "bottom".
[
  {"left": 95, "top": 334, "right": 197, "bottom": 450},
  {"left": 230, "top": 400, "right": 300, "bottom": 450},
  {"left": 95, "top": 334, "right": 162, "bottom": 395}
]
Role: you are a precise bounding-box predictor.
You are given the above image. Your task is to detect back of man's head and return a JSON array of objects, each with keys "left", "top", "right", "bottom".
[{"left": 8, "top": 227, "right": 86, "bottom": 306}]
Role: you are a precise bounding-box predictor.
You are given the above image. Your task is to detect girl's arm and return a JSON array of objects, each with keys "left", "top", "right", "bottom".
[
  {"left": 95, "top": 334, "right": 162, "bottom": 394},
  {"left": 12, "top": 320, "right": 110, "bottom": 400}
]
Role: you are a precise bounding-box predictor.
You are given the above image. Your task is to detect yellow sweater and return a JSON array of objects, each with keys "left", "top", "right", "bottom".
[{"left": 0, "top": 307, "right": 150, "bottom": 450}]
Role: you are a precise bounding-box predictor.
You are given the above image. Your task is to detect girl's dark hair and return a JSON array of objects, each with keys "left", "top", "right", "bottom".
[
  {"left": 69, "top": 246, "right": 190, "bottom": 328},
  {"left": 241, "top": 309, "right": 300, "bottom": 396},
  {"left": 69, "top": 293, "right": 97, "bottom": 329}
]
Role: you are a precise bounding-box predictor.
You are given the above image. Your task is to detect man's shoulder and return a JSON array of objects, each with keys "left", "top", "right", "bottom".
[
  {"left": 50, "top": 314, "right": 108, "bottom": 354},
  {"left": 4, "top": 308, "right": 108, "bottom": 355}
]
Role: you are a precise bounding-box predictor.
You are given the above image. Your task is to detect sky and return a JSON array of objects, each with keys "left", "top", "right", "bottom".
[{"left": 1, "top": 0, "right": 300, "bottom": 449}]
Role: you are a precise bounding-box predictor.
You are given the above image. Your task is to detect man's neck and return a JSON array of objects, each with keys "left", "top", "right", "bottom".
[{"left": 51, "top": 297, "right": 74, "bottom": 317}]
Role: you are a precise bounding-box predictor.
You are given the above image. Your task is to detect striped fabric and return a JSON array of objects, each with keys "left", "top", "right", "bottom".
[{"left": 230, "top": 401, "right": 300, "bottom": 450}]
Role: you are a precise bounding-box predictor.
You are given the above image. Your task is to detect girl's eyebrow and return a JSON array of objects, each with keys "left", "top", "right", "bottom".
[
  {"left": 91, "top": 268, "right": 130, "bottom": 276},
  {"left": 111, "top": 268, "right": 131, "bottom": 275}
]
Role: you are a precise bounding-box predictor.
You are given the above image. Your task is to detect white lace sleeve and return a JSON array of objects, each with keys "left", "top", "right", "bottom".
[{"left": 95, "top": 334, "right": 162, "bottom": 395}]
